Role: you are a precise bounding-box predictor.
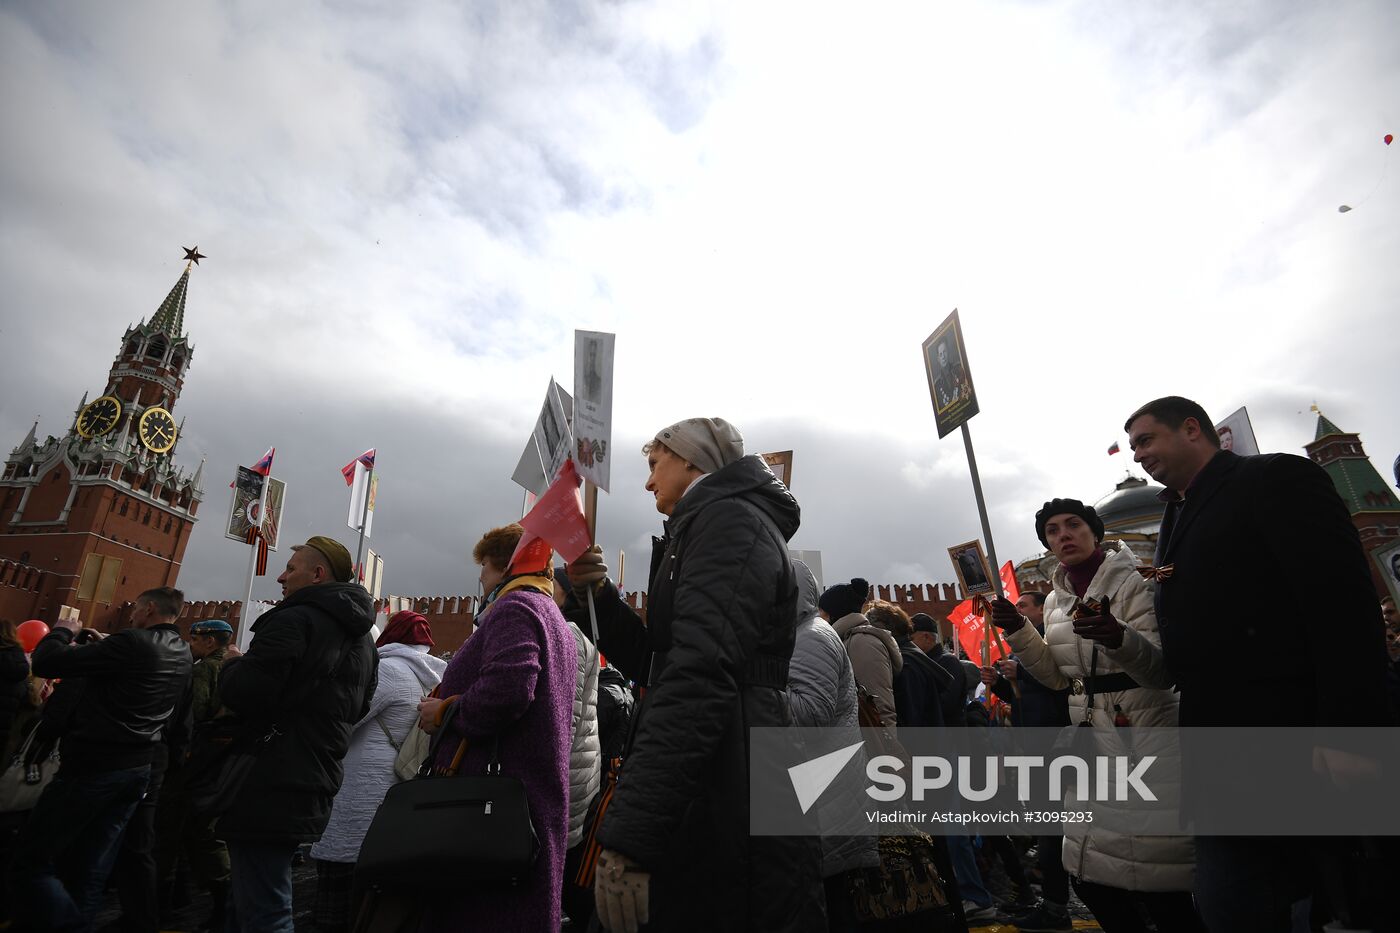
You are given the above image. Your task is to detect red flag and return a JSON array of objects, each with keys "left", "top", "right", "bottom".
[
  {"left": 999, "top": 561, "right": 1021, "bottom": 602},
  {"left": 506, "top": 531, "right": 554, "bottom": 577},
  {"left": 341, "top": 448, "right": 376, "bottom": 486},
  {"left": 1107, "top": 441, "right": 1120, "bottom": 455},
  {"left": 947, "top": 598, "right": 1012, "bottom": 667},
  {"left": 518, "top": 459, "right": 591, "bottom": 564},
  {"left": 245, "top": 526, "right": 269, "bottom": 576}
]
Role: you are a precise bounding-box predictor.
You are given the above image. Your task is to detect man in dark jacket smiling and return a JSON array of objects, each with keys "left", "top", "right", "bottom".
[
  {"left": 593, "top": 418, "right": 823, "bottom": 933},
  {"left": 216, "top": 535, "right": 377, "bottom": 933},
  {"left": 11, "top": 586, "right": 191, "bottom": 932}
]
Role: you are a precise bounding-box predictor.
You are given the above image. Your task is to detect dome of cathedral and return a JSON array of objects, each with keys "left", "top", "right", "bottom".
[{"left": 1094, "top": 475, "right": 1167, "bottom": 534}]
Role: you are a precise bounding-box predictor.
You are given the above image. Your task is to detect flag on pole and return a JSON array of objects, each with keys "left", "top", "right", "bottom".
[
  {"left": 1107, "top": 441, "right": 1120, "bottom": 455},
  {"left": 245, "top": 526, "right": 270, "bottom": 576},
  {"left": 506, "top": 533, "right": 554, "bottom": 577},
  {"left": 516, "top": 459, "right": 591, "bottom": 564},
  {"left": 231, "top": 447, "right": 275, "bottom": 488},
  {"left": 947, "top": 599, "right": 1012, "bottom": 668},
  {"left": 341, "top": 449, "right": 376, "bottom": 485},
  {"left": 998, "top": 561, "right": 1021, "bottom": 602}
]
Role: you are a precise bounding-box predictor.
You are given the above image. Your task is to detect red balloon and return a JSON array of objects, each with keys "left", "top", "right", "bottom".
[
  {"left": 17, "top": 619, "right": 49, "bottom": 652},
  {"left": 1386, "top": 134, "right": 1394, "bottom": 145}
]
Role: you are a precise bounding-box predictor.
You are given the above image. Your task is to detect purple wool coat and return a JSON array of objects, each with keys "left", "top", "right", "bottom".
[{"left": 422, "top": 588, "right": 575, "bottom": 933}]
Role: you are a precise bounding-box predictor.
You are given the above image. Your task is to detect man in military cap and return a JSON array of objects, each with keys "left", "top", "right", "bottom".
[{"left": 215, "top": 536, "right": 378, "bottom": 933}]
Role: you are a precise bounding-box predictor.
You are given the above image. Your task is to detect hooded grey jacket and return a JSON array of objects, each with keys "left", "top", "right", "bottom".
[{"left": 786, "top": 560, "right": 879, "bottom": 878}]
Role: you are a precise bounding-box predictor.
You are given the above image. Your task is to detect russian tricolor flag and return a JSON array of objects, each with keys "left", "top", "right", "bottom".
[{"left": 342, "top": 448, "right": 376, "bottom": 486}]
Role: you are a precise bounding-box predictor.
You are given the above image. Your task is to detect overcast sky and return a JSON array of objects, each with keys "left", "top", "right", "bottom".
[{"left": 2, "top": 0, "right": 1397, "bottom": 604}]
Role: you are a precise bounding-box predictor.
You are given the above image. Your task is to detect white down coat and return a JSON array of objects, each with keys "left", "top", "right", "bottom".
[
  {"left": 567, "top": 620, "right": 601, "bottom": 848},
  {"left": 1006, "top": 540, "right": 1195, "bottom": 892},
  {"left": 311, "top": 642, "right": 446, "bottom": 863}
]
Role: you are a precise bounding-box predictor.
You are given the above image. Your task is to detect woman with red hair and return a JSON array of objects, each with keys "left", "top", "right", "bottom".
[{"left": 416, "top": 523, "right": 576, "bottom": 932}]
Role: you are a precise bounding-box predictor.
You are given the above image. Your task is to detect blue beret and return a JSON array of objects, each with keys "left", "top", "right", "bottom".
[{"left": 190, "top": 619, "right": 233, "bottom": 635}]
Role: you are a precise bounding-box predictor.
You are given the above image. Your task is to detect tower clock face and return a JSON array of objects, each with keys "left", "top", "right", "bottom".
[
  {"left": 138, "top": 407, "right": 178, "bottom": 453},
  {"left": 77, "top": 395, "right": 123, "bottom": 438}
]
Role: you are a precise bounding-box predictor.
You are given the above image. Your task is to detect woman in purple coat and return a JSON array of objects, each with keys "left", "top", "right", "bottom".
[{"left": 416, "top": 523, "right": 576, "bottom": 932}]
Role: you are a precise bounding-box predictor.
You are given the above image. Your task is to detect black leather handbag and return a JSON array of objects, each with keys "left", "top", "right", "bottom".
[{"left": 355, "top": 733, "right": 538, "bottom": 893}]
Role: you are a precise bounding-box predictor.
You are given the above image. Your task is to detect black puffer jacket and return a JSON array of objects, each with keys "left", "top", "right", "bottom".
[
  {"left": 29, "top": 623, "right": 191, "bottom": 774},
  {"left": 216, "top": 583, "right": 378, "bottom": 843},
  {"left": 596, "top": 455, "right": 823, "bottom": 932}
]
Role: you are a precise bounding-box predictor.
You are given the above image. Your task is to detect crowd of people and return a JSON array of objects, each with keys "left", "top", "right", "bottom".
[{"left": 0, "top": 394, "right": 1397, "bottom": 933}]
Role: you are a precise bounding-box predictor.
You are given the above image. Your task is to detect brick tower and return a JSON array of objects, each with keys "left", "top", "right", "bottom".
[
  {"left": 0, "top": 249, "right": 207, "bottom": 629},
  {"left": 1304, "top": 411, "right": 1400, "bottom": 599}
]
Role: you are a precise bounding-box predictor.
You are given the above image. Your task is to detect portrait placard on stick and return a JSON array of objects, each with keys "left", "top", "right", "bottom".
[
  {"left": 761, "top": 450, "right": 794, "bottom": 488},
  {"left": 1374, "top": 539, "right": 1400, "bottom": 605},
  {"left": 1214, "top": 406, "right": 1260, "bottom": 456},
  {"left": 947, "top": 539, "right": 995, "bottom": 597},
  {"left": 922, "top": 309, "right": 980, "bottom": 440},
  {"left": 573, "top": 331, "right": 615, "bottom": 492},
  {"left": 512, "top": 379, "right": 574, "bottom": 496},
  {"left": 921, "top": 307, "right": 1004, "bottom": 603}
]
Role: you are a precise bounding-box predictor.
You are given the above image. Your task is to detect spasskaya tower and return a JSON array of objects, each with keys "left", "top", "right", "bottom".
[{"left": 0, "top": 248, "right": 208, "bottom": 628}]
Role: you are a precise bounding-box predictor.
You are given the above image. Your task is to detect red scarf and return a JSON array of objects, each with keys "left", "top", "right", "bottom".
[{"left": 376, "top": 610, "right": 434, "bottom": 648}]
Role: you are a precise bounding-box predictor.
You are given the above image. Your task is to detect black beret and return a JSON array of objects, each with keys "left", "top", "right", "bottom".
[{"left": 1034, "top": 498, "right": 1105, "bottom": 547}]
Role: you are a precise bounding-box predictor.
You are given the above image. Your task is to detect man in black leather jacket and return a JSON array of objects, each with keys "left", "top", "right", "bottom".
[{"left": 9, "top": 586, "right": 192, "bottom": 932}]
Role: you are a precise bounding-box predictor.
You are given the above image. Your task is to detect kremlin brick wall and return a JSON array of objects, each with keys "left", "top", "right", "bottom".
[{"left": 165, "top": 580, "right": 1040, "bottom": 655}]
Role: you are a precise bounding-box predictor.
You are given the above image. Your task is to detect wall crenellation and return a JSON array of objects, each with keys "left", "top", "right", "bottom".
[{"left": 167, "top": 578, "right": 1048, "bottom": 655}]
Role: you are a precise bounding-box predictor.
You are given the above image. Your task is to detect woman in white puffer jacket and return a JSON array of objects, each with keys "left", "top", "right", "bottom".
[
  {"left": 310, "top": 611, "right": 446, "bottom": 933},
  {"left": 991, "top": 498, "right": 1205, "bottom": 933}
]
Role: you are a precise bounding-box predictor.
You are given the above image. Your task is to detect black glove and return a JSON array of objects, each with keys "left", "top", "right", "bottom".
[
  {"left": 989, "top": 597, "right": 1025, "bottom": 633},
  {"left": 1071, "top": 610, "right": 1125, "bottom": 649}
]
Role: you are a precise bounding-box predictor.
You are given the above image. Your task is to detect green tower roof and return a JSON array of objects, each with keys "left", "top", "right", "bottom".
[
  {"left": 1314, "top": 412, "right": 1347, "bottom": 441},
  {"left": 1309, "top": 413, "right": 1400, "bottom": 515},
  {"left": 148, "top": 265, "right": 190, "bottom": 337},
  {"left": 1322, "top": 458, "right": 1400, "bottom": 514}
]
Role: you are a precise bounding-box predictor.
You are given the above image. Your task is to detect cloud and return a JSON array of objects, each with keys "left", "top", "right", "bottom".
[{"left": 2, "top": 0, "right": 1397, "bottom": 608}]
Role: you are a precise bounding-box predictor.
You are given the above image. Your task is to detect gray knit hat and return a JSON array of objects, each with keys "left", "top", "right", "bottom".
[{"left": 650, "top": 418, "right": 744, "bottom": 474}]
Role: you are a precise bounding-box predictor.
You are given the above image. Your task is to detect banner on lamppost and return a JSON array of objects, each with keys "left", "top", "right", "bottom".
[
  {"left": 347, "top": 463, "right": 379, "bottom": 538},
  {"left": 226, "top": 467, "right": 285, "bottom": 551}
]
